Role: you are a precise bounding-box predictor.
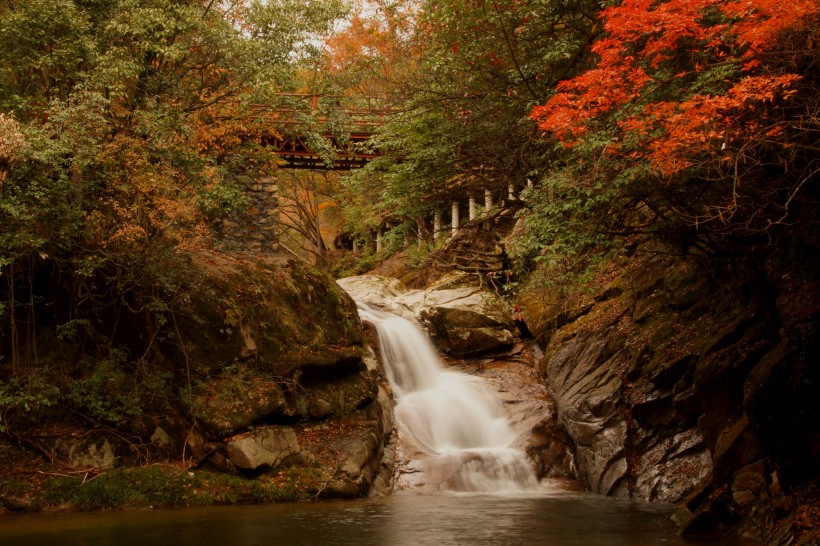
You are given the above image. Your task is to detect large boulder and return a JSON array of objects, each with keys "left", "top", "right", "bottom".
[
  {"left": 184, "top": 363, "right": 379, "bottom": 439},
  {"left": 287, "top": 368, "right": 379, "bottom": 420},
  {"left": 46, "top": 434, "right": 119, "bottom": 470},
  {"left": 225, "top": 426, "right": 301, "bottom": 471},
  {"left": 332, "top": 274, "right": 410, "bottom": 314},
  {"left": 185, "top": 375, "right": 288, "bottom": 437},
  {"left": 156, "top": 252, "right": 395, "bottom": 499},
  {"left": 168, "top": 251, "right": 365, "bottom": 378}
]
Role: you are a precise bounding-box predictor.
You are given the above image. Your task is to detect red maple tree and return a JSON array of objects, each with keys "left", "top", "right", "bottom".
[{"left": 530, "top": 0, "right": 819, "bottom": 176}]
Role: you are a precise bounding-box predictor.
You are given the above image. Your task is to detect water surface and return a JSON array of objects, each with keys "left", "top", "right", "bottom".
[{"left": 0, "top": 492, "right": 756, "bottom": 546}]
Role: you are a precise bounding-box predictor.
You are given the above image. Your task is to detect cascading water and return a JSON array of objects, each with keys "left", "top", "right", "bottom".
[{"left": 356, "top": 302, "right": 539, "bottom": 493}]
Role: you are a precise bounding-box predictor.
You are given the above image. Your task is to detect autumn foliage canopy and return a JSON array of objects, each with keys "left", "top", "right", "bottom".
[{"left": 530, "top": 0, "right": 820, "bottom": 176}]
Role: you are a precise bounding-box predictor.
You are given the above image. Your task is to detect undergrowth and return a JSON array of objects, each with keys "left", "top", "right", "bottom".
[{"left": 42, "top": 465, "right": 327, "bottom": 510}]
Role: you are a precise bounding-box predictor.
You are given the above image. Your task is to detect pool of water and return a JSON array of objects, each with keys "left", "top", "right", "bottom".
[{"left": 0, "top": 491, "right": 756, "bottom": 546}]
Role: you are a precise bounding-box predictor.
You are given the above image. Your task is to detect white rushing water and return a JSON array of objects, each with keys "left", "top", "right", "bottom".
[{"left": 357, "top": 302, "right": 539, "bottom": 493}]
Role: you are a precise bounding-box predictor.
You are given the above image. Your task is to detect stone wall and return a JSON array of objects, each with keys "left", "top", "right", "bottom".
[{"left": 221, "top": 176, "right": 279, "bottom": 253}]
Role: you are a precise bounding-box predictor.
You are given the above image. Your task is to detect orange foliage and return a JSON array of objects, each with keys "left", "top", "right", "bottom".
[
  {"left": 530, "top": 0, "right": 820, "bottom": 175},
  {"left": 0, "top": 113, "right": 26, "bottom": 185},
  {"left": 323, "top": 1, "right": 418, "bottom": 95}
]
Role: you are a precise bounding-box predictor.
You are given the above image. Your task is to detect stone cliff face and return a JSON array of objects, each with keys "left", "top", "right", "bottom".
[{"left": 527, "top": 249, "right": 819, "bottom": 542}]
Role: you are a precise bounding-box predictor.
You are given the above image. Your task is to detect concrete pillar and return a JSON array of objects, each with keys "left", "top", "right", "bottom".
[
  {"left": 451, "top": 201, "right": 460, "bottom": 238},
  {"left": 376, "top": 228, "right": 383, "bottom": 252},
  {"left": 484, "top": 189, "right": 493, "bottom": 211},
  {"left": 469, "top": 195, "right": 477, "bottom": 221},
  {"left": 433, "top": 211, "right": 442, "bottom": 240}
]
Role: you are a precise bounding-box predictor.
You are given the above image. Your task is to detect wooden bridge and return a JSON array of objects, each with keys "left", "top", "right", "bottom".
[{"left": 262, "top": 94, "right": 396, "bottom": 170}]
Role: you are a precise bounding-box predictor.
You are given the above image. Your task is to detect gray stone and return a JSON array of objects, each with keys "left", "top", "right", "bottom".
[
  {"left": 537, "top": 257, "right": 715, "bottom": 503},
  {"left": 307, "top": 389, "right": 395, "bottom": 498},
  {"left": 150, "top": 427, "right": 171, "bottom": 447},
  {"left": 50, "top": 436, "right": 117, "bottom": 470},
  {"left": 224, "top": 426, "right": 301, "bottom": 470}
]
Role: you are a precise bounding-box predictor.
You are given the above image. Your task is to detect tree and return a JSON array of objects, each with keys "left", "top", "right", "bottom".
[
  {"left": 333, "top": 0, "right": 601, "bottom": 237},
  {"left": 278, "top": 170, "right": 344, "bottom": 263},
  {"left": 0, "top": 0, "right": 349, "bottom": 373},
  {"left": 529, "top": 0, "right": 820, "bottom": 241}
]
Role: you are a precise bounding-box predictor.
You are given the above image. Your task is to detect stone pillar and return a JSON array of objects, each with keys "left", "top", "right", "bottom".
[
  {"left": 451, "top": 201, "right": 460, "bottom": 238},
  {"left": 469, "top": 195, "right": 477, "bottom": 221},
  {"left": 433, "top": 210, "right": 442, "bottom": 240},
  {"left": 376, "top": 227, "right": 383, "bottom": 252},
  {"left": 221, "top": 176, "right": 279, "bottom": 254},
  {"left": 484, "top": 189, "right": 493, "bottom": 211}
]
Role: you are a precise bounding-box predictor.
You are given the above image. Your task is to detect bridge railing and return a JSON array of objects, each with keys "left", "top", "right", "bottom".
[{"left": 253, "top": 93, "right": 400, "bottom": 131}]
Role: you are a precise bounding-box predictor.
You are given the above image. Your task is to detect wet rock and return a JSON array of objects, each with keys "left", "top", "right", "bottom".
[
  {"left": 368, "top": 427, "right": 398, "bottom": 497},
  {"left": 325, "top": 422, "right": 383, "bottom": 497},
  {"left": 682, "top": 486, "right": 733, "bottom": 539},
  {"left": 537, "top": 257, "right": 717, "bottom": 503},
  {"left": 732, "top": 462, "right": 766, "bottom": 495},
  {"left": 335, "top": 274, "right": 411, "bottom": 312},
  {"left": 336, "top": 274, "right": 416, "bottom": 320},
  {"left": 298, "top": 388, "right": 395, "bottom": 499},
  {"left": 527, "top": 418, "right": 578, "bottom": 480},
  {"left": 432, "top": 325, "right": 515, "bottom": 355},
  {"left": 632, "top": 430, "right": 712, "bottom": 502}
]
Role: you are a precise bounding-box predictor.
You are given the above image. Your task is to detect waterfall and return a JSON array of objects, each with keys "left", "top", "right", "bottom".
[{"left": 357, "top": 302, "right": 539, "bottom": 493}]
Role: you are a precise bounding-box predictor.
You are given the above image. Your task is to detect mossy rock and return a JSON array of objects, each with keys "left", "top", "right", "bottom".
[
  {"left": 184, "top": 370, "right": 288, "bottom": 437},
  {"left": 163, "top": 251, "right": 364, "bottom": 377}
]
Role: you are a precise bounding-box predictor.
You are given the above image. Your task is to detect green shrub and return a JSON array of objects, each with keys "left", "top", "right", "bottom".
[{"left": 0, "top": 374, "right": 60, "bottom": 433}]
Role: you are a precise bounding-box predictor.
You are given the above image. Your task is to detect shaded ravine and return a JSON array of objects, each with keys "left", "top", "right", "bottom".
[{"left": 356, "top": 302, "right": 539, "bottom": 493}]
